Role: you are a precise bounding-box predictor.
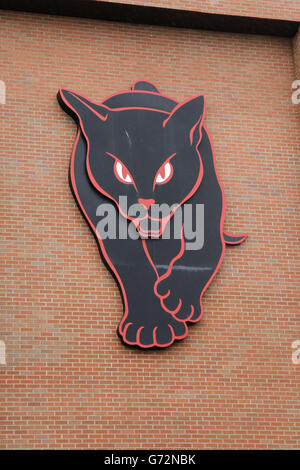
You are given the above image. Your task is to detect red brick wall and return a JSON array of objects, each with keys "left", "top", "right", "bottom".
[
  {"left": 100, "top": 0, "right": 300, "bottom": 21},
  {"left": 293, "top": 27, "right": 300, "bottom": 78},
  {"left": 0, "top": 10, "right": 299, "bottom": 449}
]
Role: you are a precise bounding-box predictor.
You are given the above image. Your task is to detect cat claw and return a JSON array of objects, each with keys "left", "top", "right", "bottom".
[
  {"left": 119, "top": 316, "right": 188, "bottom": 348},
  {"left": 155, "top": 275, "right": 202, "bottom": 323}
]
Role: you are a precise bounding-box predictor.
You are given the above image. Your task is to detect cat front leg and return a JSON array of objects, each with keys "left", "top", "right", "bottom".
[
  {"left": 155, "top": 268, "right": 204, "bottom": 322},
  {"left": 102, "top": 236, "right": 188, "bottom": 348},
  {"left": 119, "top": 280, "right": 188, "bottom": 348},
  {"left": 154, "top": 231, "right": 224, "bottom": 323}
]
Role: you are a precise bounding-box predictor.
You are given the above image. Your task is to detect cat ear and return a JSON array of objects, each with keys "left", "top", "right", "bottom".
[
  {"left": 57, "top": 89, "right": 109, "bottom": 129},
  {"left": 163, "top": 95, "right": 205, "bottom": 146}
]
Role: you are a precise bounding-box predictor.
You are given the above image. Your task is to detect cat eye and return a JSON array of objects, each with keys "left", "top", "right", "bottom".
[
  {"left": 105, "top": 152, "right": 136, "bottom": 187},
  {"left": 154, "top": 161, "right": 173, "bottom": 186},
  {"left": 114, "top": 160, "right": 134, "bottom": 184}
]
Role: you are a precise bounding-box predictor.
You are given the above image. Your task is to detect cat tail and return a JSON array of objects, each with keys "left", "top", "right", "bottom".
[
  {"left": 131, "top": 80, "right": 160, "bottom": 93},
  {"left": 223, "top": 231, "right": 248, "bottom": 245}
]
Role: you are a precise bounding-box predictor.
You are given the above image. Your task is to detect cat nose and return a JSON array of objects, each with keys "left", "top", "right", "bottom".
[{"left": 138, "top": 198, "right": 155, "bottom": 210}]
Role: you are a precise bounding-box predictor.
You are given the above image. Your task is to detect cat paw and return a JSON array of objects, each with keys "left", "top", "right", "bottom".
[
  {"left": 119, "top": 314, "right": 188, "bottom": 348},
  {"left": 155, "top": 273, "right": 202, "bottom": 322}
]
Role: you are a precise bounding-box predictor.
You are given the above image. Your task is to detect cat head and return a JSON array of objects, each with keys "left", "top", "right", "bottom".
[{"left": 58, "top": 89, "right": 205, "bottom": 238}]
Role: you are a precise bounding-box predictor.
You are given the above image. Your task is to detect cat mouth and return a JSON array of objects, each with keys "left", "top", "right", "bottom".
[
  {"left": 132, "top": 217, "right": 163, "bottom": 239},
  {"left": 125, "top": 203, "right": 181, "bottom": 239},
  {"left": 138, "top": 225, "right": 162, "bottom": 238},
  {"left": 132, "top": 214, "right": 175, "bottom": 239}
]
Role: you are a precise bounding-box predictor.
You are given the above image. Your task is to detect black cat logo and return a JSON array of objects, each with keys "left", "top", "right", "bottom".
[{"left": 58, "top": 80, "right": 247, "bottom": 349}]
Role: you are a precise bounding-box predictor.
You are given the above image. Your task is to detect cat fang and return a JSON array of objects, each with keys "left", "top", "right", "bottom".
[
  {"left": 119, "top": 196, "right": 180, "bottom": 239},
  {"left": 132, "top": 215, "right": 168, "bottom": 238}
]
